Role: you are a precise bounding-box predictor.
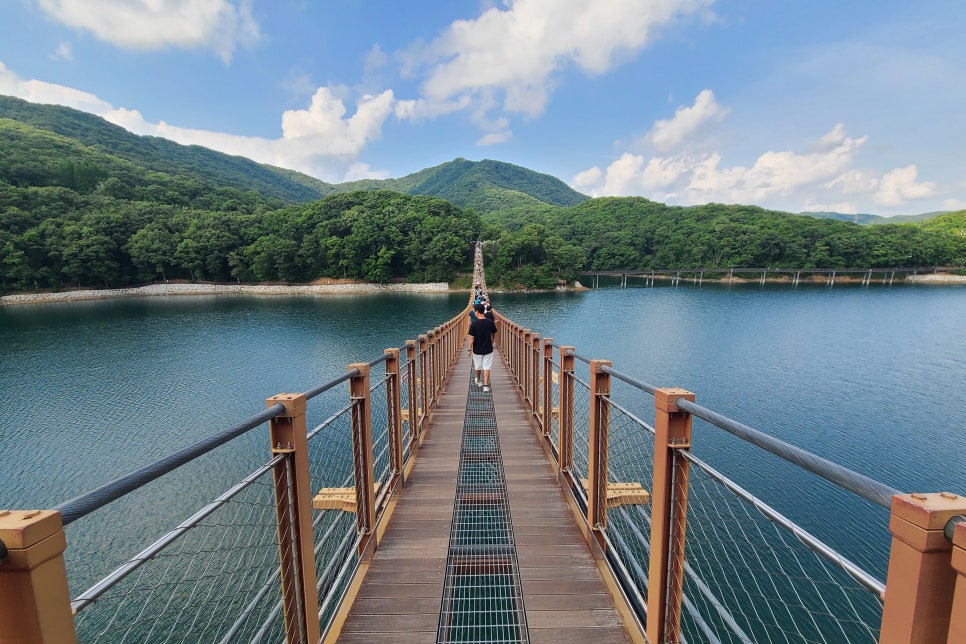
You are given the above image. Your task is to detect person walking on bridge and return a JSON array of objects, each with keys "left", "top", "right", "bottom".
[{"left": 467, "top": 302, "right": 497, "bottom": 392}]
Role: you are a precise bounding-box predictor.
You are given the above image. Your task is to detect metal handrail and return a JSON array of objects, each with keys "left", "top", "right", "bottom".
[
  {"left": 71, "top": 453, "right": 287, "bottom": 613},
  {"left": 55, "top": 404, "right": 287, "bottom": 526},
  {"left": 675, "top": 398, "right": 901, "bottom": 509}
]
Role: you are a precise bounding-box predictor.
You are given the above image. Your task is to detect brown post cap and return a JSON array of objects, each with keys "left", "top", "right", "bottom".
[
  {"left": 654, "top": 388, "right": 695, "bottom": 413},
  {"left": 891, "top": 493, "right": 966, "bottom": 530},
  {"left": 0, "top": 510, "right": 63, "bottom": 550},
  {"left": 348, "top": 362, "right": 371, "bottom": 377},
  {"left": 589, "top": 359, "right": 612, "bottom": 374},
  {"left": 266, "top": 393, "right": 306, "bottom": 416}
]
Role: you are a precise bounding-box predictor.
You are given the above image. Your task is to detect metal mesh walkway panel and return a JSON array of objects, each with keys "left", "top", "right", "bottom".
[{"left": 437, "top": 377, "right": 529, "bottom": 643}]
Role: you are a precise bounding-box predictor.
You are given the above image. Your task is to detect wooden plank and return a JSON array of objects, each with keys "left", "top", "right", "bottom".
[
  {"left": 334, "top": 352, "right": 633, "bottom": 643},
  {"left": 489, "top": 355, "right": 634, "bottom": 644}
]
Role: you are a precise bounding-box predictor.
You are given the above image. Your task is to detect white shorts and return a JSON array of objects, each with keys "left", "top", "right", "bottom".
[{"left": 472, "top": 352, "right": 494, "bottom": 371}]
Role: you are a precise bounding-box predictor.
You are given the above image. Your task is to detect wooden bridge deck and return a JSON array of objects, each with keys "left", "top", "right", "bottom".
[{"left": 335, "top": 350, "right": 633, "bottom": 643}]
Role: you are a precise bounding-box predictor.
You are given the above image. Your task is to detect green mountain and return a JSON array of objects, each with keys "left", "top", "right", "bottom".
[
  {"left": 0, "top": 96, "right": 587, "bottom": 213},
  {"left": 0, "top": 95, "right": 333, "bottom": 203},
  {"left": 798, "top": 210, "right": 947, "bottom": 225},
  {"left": 330, "top": 158, "right": 588, "bottom": 213}
]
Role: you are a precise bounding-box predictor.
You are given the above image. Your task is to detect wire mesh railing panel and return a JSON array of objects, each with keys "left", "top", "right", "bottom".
[
  {"left": 369, "top": 375, "right": 392, "bottom": 488},
  {"left": 548, "top": 360, "right": 560, "bottom": 459},
  {"left": 305, "top": 406, "right": 360, "bottom": 632},
  {"left": 72, "top": 463, "right": 287, "bottom": 643},
  {"left": 599, "top": 399, "right": 657, "bottom": 608},
  {"left": 400, "top": 364, "right": 414, "bottom": 462},
  {"left": 570, "top": 377, "right": 591, "bottom": 486},
  {"left": 605, "top": 398, "right": 656, "bottom": 492},
  {"left": 677, "top": 454, "right": 884, "bottom": 643}
]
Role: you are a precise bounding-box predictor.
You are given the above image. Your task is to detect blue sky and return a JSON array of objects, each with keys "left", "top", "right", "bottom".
[{"left": 1, "top": 0, "right": 964, "bottom": 217}]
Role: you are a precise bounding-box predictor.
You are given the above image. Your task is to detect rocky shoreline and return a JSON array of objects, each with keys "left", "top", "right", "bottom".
[
  {"left": 905, "top": 273, "right": 966, "bottom": 283},
  {"left": 3, "top": 273, "right": 963, "bottom": 306},
  {"left": 0, "top": 281, "right": 452, "bottom": 306}
]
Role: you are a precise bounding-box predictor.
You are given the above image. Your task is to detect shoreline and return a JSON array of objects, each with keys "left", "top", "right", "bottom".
[
  {"left": 0, "top": 281, "right": 452, "bottom": 306},
  {"left": 3, "top": 273, "right": 963, "bottom": 306}
]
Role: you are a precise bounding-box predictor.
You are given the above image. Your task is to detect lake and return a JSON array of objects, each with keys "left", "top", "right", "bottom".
[{"left": 1, "top": 281, "right": 964, "bottom": 595}]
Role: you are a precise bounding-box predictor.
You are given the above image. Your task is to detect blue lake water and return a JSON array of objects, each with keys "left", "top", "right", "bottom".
[{"left": 1, "top": 282, "right": 964, "bottom": 595}]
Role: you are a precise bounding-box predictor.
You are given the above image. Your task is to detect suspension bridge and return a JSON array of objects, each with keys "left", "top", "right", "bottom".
[{"left": 2, "top": 245, "right": 965, "bottom": 643}]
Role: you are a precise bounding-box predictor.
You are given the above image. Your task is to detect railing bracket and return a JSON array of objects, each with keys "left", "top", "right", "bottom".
[
  {"left": 313, "top": 483, "right": 382, "bottom": 513},
  {"left": 580, "top": 479, "right": 651, "bottom": 507}
]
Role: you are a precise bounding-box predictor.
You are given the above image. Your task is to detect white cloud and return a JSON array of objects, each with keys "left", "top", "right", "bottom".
[
  {"left": 365, "top": 45, "right": 389, "bottom": 72},
  {"left": 874, "top": 165, "right": 936, "bottom": 206},
  {"left": 801, "top": 200, "right": 860, "bottom": 215},
  {"left": 0, "top": 61, "right": 114, "bottom": 115},
  {"left": 342, "top": 162, "right": 391, "bottom": 182},
  {"left": 640, "top": 155, "right": 695, "bottom": 190},
  {"left": 36, "top": 0, "right": 260, "bottom": 63},
  {"left": 280, "top": 87, "right": 395, "bottom": 156},
  {"left": 51, "top": 42, "right": 74, "bottom": 62},
  {"left": 1, "top": 61, "right": 395, "bottom": 182},
  {"left": 572, "top": 166, "right": 603, "bottom": 189},
  {"left": 393, "top": 96, "right": 471, "bottom": 121},
  {"left": 822, "top": 169, "right": 877, "bottom": 195},
  {"left": 477, "top": 131, "right": 512, "bottom": 146},
  {"left": 599, "top": 152, "right": 646, "bottom": 195},
  {"left": 573, "top": 124, "right": 909, "bottom": 212},
  {"left": 940, "top": 198, "right": 966, "bottom": 212},
  {"left": 404, "top": 0, "right": 712, "bottom": 128},
  {"left": 647, "top": 89, "right": 728, "bottom": 152}
]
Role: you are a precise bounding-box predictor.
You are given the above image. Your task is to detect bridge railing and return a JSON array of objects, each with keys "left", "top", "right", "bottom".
[
  {"left": 493, "top": 311, "right": 966, "bottom": 644},
  {"left": 0, "top": 307, "right": 470, "bottom": 643}
]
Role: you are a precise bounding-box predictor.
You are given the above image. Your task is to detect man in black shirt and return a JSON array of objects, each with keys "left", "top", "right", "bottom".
[{"left": 467, "top": 302, "right": 497, "bottom": 392}]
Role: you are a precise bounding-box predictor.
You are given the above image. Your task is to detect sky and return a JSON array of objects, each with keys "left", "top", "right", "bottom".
[{"left": 1, "top": 0, "right": 964, "bottom": 217}]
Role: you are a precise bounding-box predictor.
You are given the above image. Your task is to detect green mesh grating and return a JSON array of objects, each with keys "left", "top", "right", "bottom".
[{"left": 437, "top": 374, "right": 529, "bottom": 643}]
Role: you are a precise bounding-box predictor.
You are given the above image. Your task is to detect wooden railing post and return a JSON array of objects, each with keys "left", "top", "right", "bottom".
[
  {"left": 558, "top": 346, "right": 575, "bottom": 477},
  {"left": 425, "top": 329, "right": 436, "bottom": 411},
  {"left": 879, "top": 492, "right": 966, "bottom": 643},
  {"left": 405, "top": 340, "right": 419, "bottom": 440},
  {"left": 432, "top": 326, "right": 442, "bottom": 399},
  {"left": 647, "top": 387, "right": 695, "bottom": 644},
  {"left": 529, "top": 332, "right": 540, "bottom": 417},
  {"left": 949, "top": 517, "right": 966, "bottom": 643},
  {"left": 443, "top": 321, "right": 453, "bottom": 371},
  {"left": 267, "top": 392, "right": 322, "bottom": 644},
  {"left": 0, "top": 510, "right": 77, "bottom": 643},
  {"left": 587, "top": 360, "right": 612, "bottom": 547},
  {"left": 384, "top": 348, "right": 404, "bottom": 487},
  {"left": 541, "top": 338, "right": 554, "bottom": 439},
  {"left": 347, "top": 364, "right": 376, "bottom": 557}
]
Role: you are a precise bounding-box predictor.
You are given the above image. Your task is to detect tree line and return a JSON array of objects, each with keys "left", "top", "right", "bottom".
[
  {"left": 0, "top": 182, "right": 481, "bottom": 292},
  {"left": 3, "top": 103, "right": 966, "bottom": 294},
  {"left": 3, "top": 177, "right": 965, "bottom": 294},
  {"left": 486, "top": 197, "right": 966, "bottom": 275}
]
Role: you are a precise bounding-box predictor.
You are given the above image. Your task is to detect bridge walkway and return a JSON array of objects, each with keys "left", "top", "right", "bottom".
[{"left": 336, "top": 349, "right": 632, "bottom": 643}]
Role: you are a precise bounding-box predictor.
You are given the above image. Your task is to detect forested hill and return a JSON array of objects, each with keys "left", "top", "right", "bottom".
[
  {"left": 0, "top": 95, "right": 333, "bottom": 203},
  {"left": 333, "top": 158, "right": 589, "bottom": 213},
  {"left": 2, "top": 94, "right": 965, "bottom": 296},
  {"left": 0, "top": 96, "right": 586, "bottom": 212}
]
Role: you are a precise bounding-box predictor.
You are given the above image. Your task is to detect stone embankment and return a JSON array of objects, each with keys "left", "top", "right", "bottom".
[
  {"left": 1, "top": 282, "right": 451, "bottom": 306},
  {"left": 905, "top": 274, "right": 966, "bottom": 284}
]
